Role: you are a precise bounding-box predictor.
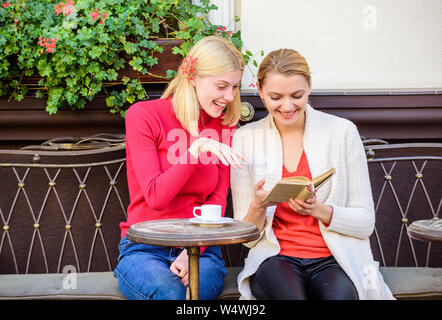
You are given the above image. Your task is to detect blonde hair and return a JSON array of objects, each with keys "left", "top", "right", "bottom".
[
  {"left": 162, "top": 36, "right": 244, "bottom": 137},
  {"left": 257, "top": 48, "right": 311, "bottom": 88}
]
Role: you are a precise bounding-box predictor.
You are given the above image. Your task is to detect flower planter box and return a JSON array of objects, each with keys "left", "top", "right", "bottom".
[
  {"left": 0, "top": 95, "right": 125, "bottom": 141},
  {"left": 22, "top": 39, "right": 184, "bottom": 86}
]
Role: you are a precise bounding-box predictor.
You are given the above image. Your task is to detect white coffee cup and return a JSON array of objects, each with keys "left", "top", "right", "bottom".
[{"left": 193, "top": 204, "right": 222, "bottom": 221}]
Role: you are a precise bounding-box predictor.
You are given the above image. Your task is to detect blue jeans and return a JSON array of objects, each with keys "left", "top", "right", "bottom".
[{"left": 113, "top": 237, "right": 227, "bottom": 300}]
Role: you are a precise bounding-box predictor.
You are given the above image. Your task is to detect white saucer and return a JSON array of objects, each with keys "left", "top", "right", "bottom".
[{"left": 189, "top": 217, "right": 234, "bottom": 228}]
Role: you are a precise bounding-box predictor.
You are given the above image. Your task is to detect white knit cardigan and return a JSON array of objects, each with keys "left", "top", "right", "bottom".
[{"left": 230, "top": 104, "right": 395, "bottom": 300}]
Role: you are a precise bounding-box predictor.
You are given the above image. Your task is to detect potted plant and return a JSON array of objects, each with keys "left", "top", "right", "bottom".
[{"left": 0, "top": 0, "right": 259, "bottom": 118}]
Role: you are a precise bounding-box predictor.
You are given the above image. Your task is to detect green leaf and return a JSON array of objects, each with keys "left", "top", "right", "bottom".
[
  {"left": 144, "top": 56, "right": 158, "bottom": 68},
  {"left": 89, "top": 47, "right": 103, "bottom": 59},
  {"left": 129, "top": 56, "right": 143, "bottom": 71},
  {"left": 46, "top": 87, "right": 64, "bottom": 114},
  {"left": 14, "top": 92, "right": 24, "bottom": 101},
  {"left": 64, "top": 90, "right": 78, "bottom": 105},
  {"left": 96, "top": 70, "right": 108, "bottom": 80},
  {"left": 37, "top": 60, "right": 52, "bottom": 77},
  {"left": 35, "top": 90, "right": 45, "bottom": 99},
  {"left": 66, "top": 77, "right": 78, "bottom": 88},
  {"left": 106, "top": 95, "right": 117, "bottom": 107},
  {"left": 231, "top": 37, "right": 243, "bottom": 50},
  {"left": 86, "top": 62, "right": 100, "bottom": 74},
  {"left": 124, "top": 42, "right": 139, "bottom": 55},
  {"left": 166, "top": 69, "right": 177, "bottom": 79},
  {"left": 107, "top": 69, "right": 118, "bottom": 81},
  {"left": 112, "top": 57, "right": 126, "bottom": 70},
  {"left": 126, "top": 95, "right": 135, "bottom": 104},
  {"left": 77, "top": 26, "right": 93, "bottom": 42}
]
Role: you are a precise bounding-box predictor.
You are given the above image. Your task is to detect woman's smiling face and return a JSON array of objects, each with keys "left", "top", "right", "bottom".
[
  {"left": 258, "top": 72, "right": 311, "bottom": 130},
  {"left": 192, "top": 70, "right": 242, "bottom": 118}
]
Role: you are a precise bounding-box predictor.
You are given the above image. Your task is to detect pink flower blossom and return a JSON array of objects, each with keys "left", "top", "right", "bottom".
[
  {"left": 90, "top": 8, "right": 100, "bottom": 22},
  {"left": 216, "top": 26, "right": 227, "bottom": 33},
  {"left": 54, "top": 0, "right": 76, "bottom": 16},
  {"left": 2, "top": 2, "right": 11, "bottom": 8},
  {"left": 38, "top": 36, "right": 57, "bottom": 54}
]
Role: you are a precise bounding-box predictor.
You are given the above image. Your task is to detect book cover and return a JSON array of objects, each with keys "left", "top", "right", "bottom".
[{"left": 263, "top": 168, "right": 336, "bottom": 203}]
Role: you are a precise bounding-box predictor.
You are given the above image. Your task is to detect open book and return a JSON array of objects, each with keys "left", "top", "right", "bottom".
[{"left": 263, "top": 168, "right": 336, "bottom": 203}]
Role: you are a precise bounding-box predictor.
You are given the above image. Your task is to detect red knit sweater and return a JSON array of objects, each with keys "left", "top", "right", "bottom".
[{"left": 120, "top": 98, "right": 234, "bottom": 238}]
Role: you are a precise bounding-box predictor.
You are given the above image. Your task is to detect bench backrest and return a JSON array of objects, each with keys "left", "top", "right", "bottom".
[
  {"left": 365, "top": 143, "right": 442, "bottom": 267},
  {"left": 0, "top": 145, "right": 128, "bottom": 274},
  {"left": 0, "top": 142, "right": 441, "bottom": 274}
]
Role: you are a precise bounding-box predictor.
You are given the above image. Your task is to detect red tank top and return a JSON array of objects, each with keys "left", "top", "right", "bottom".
[{"left": 272, "top": 151, "right": 332, "bottom": 258}]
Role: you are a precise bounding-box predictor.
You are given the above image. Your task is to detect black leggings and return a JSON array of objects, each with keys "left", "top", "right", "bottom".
[{"left": 250, "top": 255, "right": 358, "bottom": 300}]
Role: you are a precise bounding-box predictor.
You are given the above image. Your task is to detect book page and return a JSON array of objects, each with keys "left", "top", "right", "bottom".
[
  {"left": 281, "top": 176, "right": 310, "bottom": 183},
  {"left": 263, "top": 183, "right": 308, "bottom": 203}
]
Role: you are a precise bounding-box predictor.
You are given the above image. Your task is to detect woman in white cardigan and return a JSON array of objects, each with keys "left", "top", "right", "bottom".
[{"left": 230, "top": 48, "right": 394, "bottom": 300}]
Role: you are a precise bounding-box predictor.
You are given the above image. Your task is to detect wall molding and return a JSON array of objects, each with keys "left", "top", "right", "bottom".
[
  {"left": 240, "top": 92, "right": 442, "bottom": 140},
  {"left": 0, "top": 91, "right": 441, "bottom": 142}
]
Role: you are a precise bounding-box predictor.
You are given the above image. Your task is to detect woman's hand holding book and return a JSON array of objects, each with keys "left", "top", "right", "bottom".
[{"left": 243, "top": 179, "right": 278, "bottom": 231}]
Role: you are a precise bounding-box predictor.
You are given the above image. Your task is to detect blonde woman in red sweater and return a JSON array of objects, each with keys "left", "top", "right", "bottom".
[{"left": 114, "top": 36, "right": 245, "bottom": 300}]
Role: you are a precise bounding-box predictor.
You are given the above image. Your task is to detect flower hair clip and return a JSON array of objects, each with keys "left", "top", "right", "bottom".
[{"left": 179, "top": 55, "right": 198, "bottom": 80}]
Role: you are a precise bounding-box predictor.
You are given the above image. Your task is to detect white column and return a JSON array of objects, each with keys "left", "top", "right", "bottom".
[{"left": 193, "top": 0, "right": 236, "bottom": 30}]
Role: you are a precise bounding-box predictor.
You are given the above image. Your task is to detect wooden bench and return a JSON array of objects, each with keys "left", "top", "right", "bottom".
[{"left": 0, "top": 139, "right": 441, "bottom": 299}]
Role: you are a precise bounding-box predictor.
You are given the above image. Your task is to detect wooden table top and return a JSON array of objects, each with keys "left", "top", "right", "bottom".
[
  {"left": 408, "top": 218, "right": 442, "bottom": 242},
  {"left": 126, "top": 218, "right": 260, "bottom": 247}
]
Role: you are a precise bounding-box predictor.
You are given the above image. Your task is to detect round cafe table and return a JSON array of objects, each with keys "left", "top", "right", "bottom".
[
  {"left": 126, "top": 218, "right": 260, "bottom": 300},
  {"left": 407, "top": 217, "right": 442, "bottom": 243}
]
